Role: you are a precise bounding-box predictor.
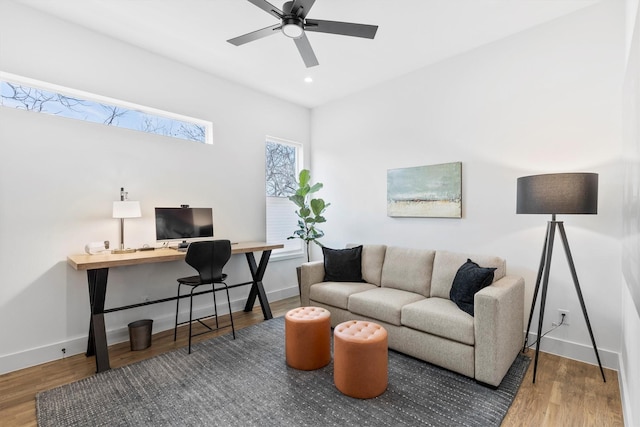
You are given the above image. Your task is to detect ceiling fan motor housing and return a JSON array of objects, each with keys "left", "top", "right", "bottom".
[{"left": 282, "top": 1, "right": 297, "bottom": 15}]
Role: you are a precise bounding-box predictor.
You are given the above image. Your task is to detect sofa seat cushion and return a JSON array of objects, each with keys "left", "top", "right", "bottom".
[
  {"left": 348, "top": 288, "right": 425, "bottom": 326},
  {"left": 401, "top": 297, "right": 475, "bottom": 345},
  {"left": 309, "top": 282, "right": 378, "bottom": 310}
]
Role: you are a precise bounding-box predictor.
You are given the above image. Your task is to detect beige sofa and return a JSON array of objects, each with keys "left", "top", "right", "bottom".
[{"left": 300, "top": 245, "right": 525, "bottom": 387}]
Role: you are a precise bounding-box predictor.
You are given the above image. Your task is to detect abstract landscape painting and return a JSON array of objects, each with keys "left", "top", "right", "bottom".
[{"left": 387, "top": 162, "right": 462, "bottom": 218}]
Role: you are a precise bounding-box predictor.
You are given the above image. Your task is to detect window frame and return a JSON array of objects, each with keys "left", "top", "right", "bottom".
[{"left": 265, "top": 136, "right": 304, "bottom": 260}]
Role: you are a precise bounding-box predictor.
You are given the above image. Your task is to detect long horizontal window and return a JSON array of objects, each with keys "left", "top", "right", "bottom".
[{"left": 0, "top": 72, "right": 212, "bottom": 144}]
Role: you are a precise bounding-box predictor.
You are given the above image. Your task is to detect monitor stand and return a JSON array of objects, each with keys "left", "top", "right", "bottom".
[{"left": 178, "top": 241, "right": 189, "bottom": 249}]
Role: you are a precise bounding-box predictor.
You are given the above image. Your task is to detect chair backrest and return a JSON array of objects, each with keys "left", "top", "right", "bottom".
[{"left": 185, "top": 240, "right": 232, "bottom": 283}]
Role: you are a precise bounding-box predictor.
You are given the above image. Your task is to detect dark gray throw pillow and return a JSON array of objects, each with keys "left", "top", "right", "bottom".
[
  {"left": 322, "top": 245, "right": 364, "bottom": 282},
  {"left": 449, "top": 259, "right": 497, "bottom": 316}
]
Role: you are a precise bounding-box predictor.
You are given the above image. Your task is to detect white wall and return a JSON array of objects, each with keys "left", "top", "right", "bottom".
[
  {"left": 620, "top": 1, "right": 640, "bottom": 425},
  {"left": 311, "top": 0, "right": 624, "bottom": 371},
  {"left": 0, "top": 2, "right": 308, "bottom": 373}
]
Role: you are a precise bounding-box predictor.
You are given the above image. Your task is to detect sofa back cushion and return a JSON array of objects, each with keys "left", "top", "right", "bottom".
[
  {"left": 347, "top": 244, "right": 387, "bottom": 286},
  {"left": 430, "top": 251, "right": 506, "bottom": 299},
  {"left": 380, "top": 246, "right": 435, "bottom": 297}
]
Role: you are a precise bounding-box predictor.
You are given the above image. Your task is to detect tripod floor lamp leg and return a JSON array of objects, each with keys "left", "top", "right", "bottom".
[
  {"left": 533, "top": 221, "right": 557, "bottom": 383},
  {"left": 524, "top": 222, "right": 552, "bottom": 352},
  {"left": 557, "top": 223, "right": 606, "bottom": 382}
]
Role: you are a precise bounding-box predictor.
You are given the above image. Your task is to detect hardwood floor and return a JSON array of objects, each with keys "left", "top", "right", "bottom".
[
  {"left": 0, "top": 296, "right": 623, "bottom": 426},
  {"left": 502, "top": 350, "right": 623, "bottom": 426}
]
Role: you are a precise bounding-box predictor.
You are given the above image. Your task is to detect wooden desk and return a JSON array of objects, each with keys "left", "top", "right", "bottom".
[{"left": 68, "top": 242, "right": 283, "bottom": 373}]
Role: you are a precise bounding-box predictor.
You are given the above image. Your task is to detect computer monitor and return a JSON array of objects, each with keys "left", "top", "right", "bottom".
[{"left": 155, "top": 207, "right": 214, "bottom": 244}]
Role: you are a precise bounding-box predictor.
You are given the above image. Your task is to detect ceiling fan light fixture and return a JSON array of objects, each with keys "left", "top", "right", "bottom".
[
  {"left": 282, "top": 18, "right": 304, "bottom": 39},
  {"left": 227, "top": 0, "right": 379, "bottom": 68}
]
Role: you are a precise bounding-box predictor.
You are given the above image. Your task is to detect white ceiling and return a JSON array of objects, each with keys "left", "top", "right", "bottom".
[{"left": 16, "top": 0, "right": 600, "bottom": 108}]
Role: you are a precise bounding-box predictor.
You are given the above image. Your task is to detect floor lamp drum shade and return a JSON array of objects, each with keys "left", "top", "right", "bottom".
[{"left": 517, "top": 173, "right": 598, "bottom": 215}]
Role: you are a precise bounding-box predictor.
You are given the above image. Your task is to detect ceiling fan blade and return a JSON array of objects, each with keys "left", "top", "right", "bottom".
[
  {"left": 291, "top": 0, "right": 316, "bottom": 19},
  {"left": 247, "top": 0, "right": 283, "bottom": 19},
  {"left": 304, "top": 19, "right": 378, "bottom": 39},
  {"left": 293, "top": 33, "right": 319, "bottom": 68},
  {"left": 227, "top": 24, "right": 281, "bottom": 46}
]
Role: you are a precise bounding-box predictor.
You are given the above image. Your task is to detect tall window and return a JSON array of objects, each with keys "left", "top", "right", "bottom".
[
  {"left": 266, "top": 137, "right": 303, "bottom": 257},
  {"left": 0, "top": 72, "right": 212, "bottom": 144}
]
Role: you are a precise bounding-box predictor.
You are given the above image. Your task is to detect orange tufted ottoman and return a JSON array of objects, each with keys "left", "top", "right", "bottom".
[
  {"left": 285, "top": 306, "right": 331, "bottom": 370},
  {"left": 333, "top": 320, "right": 388, "bottom": 399}
]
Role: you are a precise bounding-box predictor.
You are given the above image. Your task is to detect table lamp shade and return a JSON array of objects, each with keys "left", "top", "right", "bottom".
[
  {"left": 113, "top": 201, "right": 141, "bottom": 219},
  {"left": 516, "top": 173, "right": 598, "bottom": 215}
]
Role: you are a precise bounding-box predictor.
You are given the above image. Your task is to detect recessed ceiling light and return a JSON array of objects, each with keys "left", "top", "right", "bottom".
[{"left": 304, "top": 76, "right": 313, "bottom": 83}]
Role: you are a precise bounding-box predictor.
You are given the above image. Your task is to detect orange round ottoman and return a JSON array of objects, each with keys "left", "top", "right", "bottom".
[
  {"left": 285, "top": 306, "right": 331, "bottom": 370},
  {"left": 333, "top": 320, "right": 388, "bottom": 399}
]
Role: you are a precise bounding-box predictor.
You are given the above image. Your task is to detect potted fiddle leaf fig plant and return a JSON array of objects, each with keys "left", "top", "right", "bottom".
[{"left": 288, "top": 169, "right": 330, "bottom": 263}]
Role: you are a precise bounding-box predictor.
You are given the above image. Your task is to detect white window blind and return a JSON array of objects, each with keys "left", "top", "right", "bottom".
[{"left": 266, "top": 196, "right": 302, "bottom": 256}]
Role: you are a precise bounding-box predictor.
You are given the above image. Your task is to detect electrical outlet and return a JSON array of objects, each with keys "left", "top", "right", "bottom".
[{"left": 552, "top": 309, "right": 570, "bottom": 326}]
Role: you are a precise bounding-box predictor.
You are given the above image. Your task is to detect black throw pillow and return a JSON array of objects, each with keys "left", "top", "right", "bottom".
[
  {"left": 322, "top": 246, "right": 364, "bottom": 282},
  {"left": 449, "top": 259, "right": 497, "bottom": 316}
]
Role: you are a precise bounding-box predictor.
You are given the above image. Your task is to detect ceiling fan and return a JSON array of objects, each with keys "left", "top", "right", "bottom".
[{"left": 227, "top": 0, "right": 378, "bottom": 68}]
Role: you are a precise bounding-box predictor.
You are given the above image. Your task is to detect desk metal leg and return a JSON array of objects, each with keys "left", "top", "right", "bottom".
[
  {"left": 86, "top": 268, "right": 110, "bottom": 373},
  {"left": 243, "top": 250, "right": 274, "bottom": 320}
]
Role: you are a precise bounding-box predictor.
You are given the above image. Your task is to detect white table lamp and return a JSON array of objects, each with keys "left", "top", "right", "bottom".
[{"left": 112, "top": 187, "right": 141, "bottom": 254}]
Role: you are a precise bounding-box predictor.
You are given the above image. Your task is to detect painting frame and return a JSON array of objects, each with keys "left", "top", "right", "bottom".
[{"left": 387, "top": 162, "right": 462, "bottom": 218}]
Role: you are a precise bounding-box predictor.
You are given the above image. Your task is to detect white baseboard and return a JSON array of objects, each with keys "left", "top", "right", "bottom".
[
  {"left": 524, "top": 331, "right": 619, "bottom": 370},
  {"left": 0, "top": 286, "right": 300, "bottom": 375},
  {"left": 0, "top": 335, "right": 89, "bottom": 376}
]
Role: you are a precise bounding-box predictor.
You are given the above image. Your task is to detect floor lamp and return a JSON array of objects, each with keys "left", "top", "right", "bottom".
[{"left": 517, "top": 172, "right": 606, "bottom": 383}]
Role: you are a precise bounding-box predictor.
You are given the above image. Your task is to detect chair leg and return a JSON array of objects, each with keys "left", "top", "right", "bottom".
[
  {"left": 188, "top": 286, "right": 196, "bottom": 354},
  {"left": 224, "top": 284, "right": 235, "bottom": 339},
  {"left": 174, "top": 283, "right": 182, "bottom": 341},
  {"left": 212, "top": 285, "right": 219, "bottom": 329}
]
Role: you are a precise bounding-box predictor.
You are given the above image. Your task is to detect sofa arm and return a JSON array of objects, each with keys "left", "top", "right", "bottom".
[
  {"left": 300, "top": 261, "right": 325, "bottom": 306},
  {"left": 474, "top": 275, "right": 524, "bottom": 387}
]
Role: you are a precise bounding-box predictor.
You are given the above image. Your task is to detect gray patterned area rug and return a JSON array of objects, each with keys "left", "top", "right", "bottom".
[{"left": 37, "top": 317, "right": 529, "bottom": 426}]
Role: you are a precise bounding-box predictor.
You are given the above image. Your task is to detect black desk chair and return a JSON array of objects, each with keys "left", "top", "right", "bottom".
[{"left": 174, "top": 240, "right": 236, "bottom": 354}]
